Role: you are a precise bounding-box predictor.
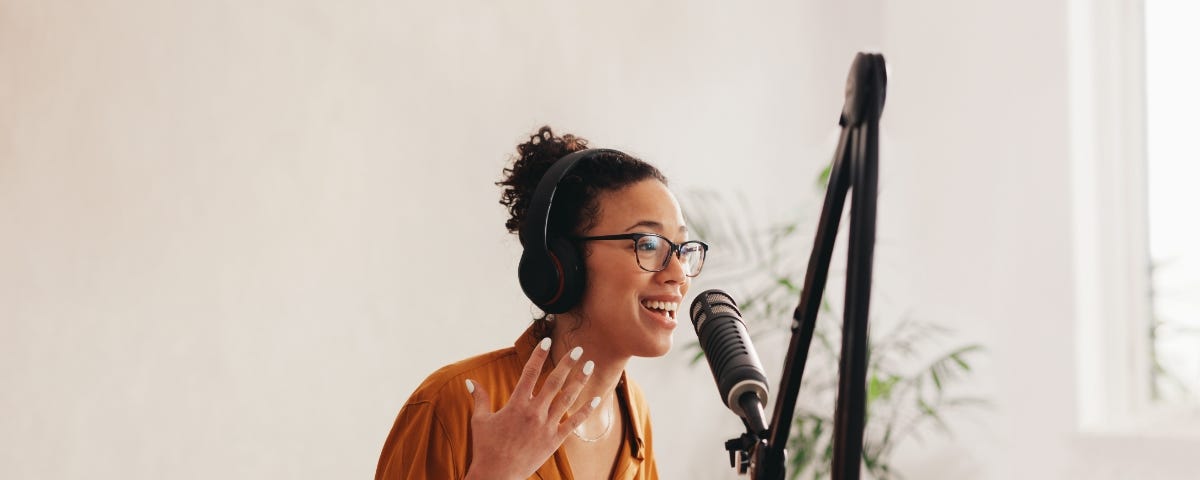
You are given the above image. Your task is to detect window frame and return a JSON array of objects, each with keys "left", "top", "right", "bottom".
[{"left": 1070, "top": 0, "right": 1200, "bottom": 434}]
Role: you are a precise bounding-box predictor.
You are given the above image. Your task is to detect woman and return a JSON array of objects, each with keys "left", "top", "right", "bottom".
[{"left": 376, "top": 127, "right": 707, "bottom": 480}]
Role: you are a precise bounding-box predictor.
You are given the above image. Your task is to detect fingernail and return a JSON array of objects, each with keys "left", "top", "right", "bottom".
[
  {"left": 540, "top": 337, "right": 552, "bottom": 351},
  {"left": 569, "top": 346, "right": 583, "bottom": 361},
  {"left": 465, "top": 379, "right": 475, "bottom": 394},
  {"left": 582, "top": 360, "right": 594, "bottom": 376},
  {"left": 590, "top": 396, "right": 601, "bottom": 408}
]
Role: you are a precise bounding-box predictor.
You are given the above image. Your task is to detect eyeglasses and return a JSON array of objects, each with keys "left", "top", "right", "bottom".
[{"left": 575, "top": 233, "right": 709, "bottom": 277}]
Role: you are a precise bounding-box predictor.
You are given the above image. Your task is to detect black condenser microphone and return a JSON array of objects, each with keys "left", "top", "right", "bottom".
[{"left": 690, "top": 289, "right": 769, "bottom": 435}]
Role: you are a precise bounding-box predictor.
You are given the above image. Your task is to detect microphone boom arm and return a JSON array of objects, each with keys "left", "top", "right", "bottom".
[{"left": 732, "top": 52, "right": 886, "bottom": 480}]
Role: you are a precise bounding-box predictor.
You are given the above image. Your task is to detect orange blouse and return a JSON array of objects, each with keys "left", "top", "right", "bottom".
[{"left": 375, "top": 325, "right": 659, "bottom": 480}]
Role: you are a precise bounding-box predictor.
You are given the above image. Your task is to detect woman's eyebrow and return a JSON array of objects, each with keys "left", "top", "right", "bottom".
[{"left": 623, "top": 220, "right": 688, "bottom": 234}]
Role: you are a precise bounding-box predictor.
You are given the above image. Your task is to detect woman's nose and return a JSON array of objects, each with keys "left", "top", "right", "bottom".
[{"left": 657, "top": 250, "right": 688, "bottom": 283}]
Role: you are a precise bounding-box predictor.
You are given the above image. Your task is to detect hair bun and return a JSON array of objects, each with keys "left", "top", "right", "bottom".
[{"left": 497, "top": 126, "right": 589, "bottom": 236}]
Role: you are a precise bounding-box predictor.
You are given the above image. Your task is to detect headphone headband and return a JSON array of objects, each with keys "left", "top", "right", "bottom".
[{"left": 520, "top": 148, "right": 623, "bottom": 253}]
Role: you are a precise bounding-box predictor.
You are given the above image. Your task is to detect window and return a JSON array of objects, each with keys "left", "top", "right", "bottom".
[
  {"left": 1144, "top": 0, "right": 1200, "bottom": 404},
  {"left": 1071, "top": 0, "right": 1200, "bottom": 432}
]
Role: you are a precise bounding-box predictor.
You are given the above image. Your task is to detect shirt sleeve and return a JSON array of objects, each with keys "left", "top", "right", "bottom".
[{"left": 375, "top": 401, "right": 463, "bottom": 480}]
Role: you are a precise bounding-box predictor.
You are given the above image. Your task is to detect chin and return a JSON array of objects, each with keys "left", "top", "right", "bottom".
[{"left": 639, "top": 336, "right": 674, "bottom": 358}]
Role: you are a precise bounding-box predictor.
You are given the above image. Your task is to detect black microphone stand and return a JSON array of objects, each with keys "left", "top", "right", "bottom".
[{"left": 723, "top": 52, "right": 887, "bottom": 480}]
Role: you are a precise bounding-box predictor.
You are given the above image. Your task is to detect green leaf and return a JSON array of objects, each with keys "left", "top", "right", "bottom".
[
  {"left": 817, "top": 163, "right": 833, "bottom": 188},
  {"left": 916, "top": 397, "right": 950, "bottom": 432},
  {"left": 776, "top": 277, "right": 803, "bottom": 295},
  {"left": 950, "top": 352, "right": 971, "bottom": 371},
  {"left": 868, "top": 374, "right": 900, "bottom": 402},
  {"left": 950, "top": 344, "right": 983, "bottom": 369}
]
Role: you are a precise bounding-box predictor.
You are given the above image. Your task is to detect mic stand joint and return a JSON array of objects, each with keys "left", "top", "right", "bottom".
[{"left": 725, "top": 433, "right": 767, "bottom": 475}]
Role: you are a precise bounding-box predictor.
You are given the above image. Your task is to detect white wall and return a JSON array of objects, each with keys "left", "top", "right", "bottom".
[
  {"left": 0, "top": 1, "right": 874, "bottom": 478},
  {"left": 874, "top": 0, "right": 1077, "bottom": 477},
  {"left": 4, "top": 1, "right": 1198, "bottom": 479}
]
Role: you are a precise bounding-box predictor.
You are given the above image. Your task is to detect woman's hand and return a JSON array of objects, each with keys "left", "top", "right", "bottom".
[{"left": 462, "top": 338, "right": 597, "bottom": 480}]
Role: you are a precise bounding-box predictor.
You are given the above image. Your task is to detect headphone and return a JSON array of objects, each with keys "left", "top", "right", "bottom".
[{"left": 517, "top": 148, "right": 624, "bottom": 314}]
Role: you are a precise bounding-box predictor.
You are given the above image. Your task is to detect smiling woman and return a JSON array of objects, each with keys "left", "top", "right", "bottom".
[{"left": 375, "top": 127, "right": 707, "bottom": 480}]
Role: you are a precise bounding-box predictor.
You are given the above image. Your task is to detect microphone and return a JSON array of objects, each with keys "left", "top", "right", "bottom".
[{"left": 690, "top": 289, "right": 769, "bottom": 435}]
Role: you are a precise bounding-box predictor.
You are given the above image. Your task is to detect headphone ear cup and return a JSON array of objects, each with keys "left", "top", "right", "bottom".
[
  {"left": 518, "top": 248, "right": 557, "bottom": 309},
  {"left": 518, "top": 236, "right": 586, "bottom": 314},
  {"left": 542, "top": 236, "right": 586, "bottom": 314}
]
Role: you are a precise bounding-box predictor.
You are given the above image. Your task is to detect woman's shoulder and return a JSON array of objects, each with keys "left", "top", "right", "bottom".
[{"left": 379, "top": 347, "right": 525, "bottom": 480}]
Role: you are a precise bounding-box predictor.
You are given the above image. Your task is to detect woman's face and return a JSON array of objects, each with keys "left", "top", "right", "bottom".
[{"left": 572, "top": 179, "right": 691, "bottom": 358}]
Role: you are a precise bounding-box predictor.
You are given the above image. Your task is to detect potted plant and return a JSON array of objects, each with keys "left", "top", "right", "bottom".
[{"left": 681, "top": 185, "right": 985, "bottom": 480}]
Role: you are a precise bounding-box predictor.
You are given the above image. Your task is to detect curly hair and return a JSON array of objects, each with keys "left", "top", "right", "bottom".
[{"left": 497, "top": 126, "right": 667, "bottom": 246}]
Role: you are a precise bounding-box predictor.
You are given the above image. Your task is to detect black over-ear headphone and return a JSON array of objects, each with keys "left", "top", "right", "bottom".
[{"left": 518, "top": 148, "right": 623, "bottom": 314}]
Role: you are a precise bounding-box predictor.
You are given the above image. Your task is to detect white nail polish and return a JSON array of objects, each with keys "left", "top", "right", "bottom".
[
  {"left": 582, "top": 360, "right": 595, "bottom": 376},
  {"left": 590, "top": 396, "right": 601, "bottom": 408},
  {"left": 540, "top": 337, "right": 552, "bottom": 351},
  {"left": 465, "top": 379, "right": 475, "bottom": 394},
  {"left": 569, "top": 346, "right": 583, "bottom": 361}
]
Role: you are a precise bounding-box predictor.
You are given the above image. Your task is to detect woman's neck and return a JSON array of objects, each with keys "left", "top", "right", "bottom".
[{"left": 546, "top": 318, "right": 629, "bottom": 411}]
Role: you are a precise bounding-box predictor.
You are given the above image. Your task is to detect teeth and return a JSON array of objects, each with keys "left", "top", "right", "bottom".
[{"left": 640, "top": 300, "right": 679, "bottom": 312}]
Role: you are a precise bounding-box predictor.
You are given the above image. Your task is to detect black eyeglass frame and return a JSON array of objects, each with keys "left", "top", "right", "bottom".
[{"left": 574, "top": 233, "right": 709, "bottom": 277}]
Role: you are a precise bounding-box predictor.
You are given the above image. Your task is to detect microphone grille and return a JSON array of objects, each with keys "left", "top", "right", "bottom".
[{"left": 690, "top": 289, "right": 741, "bottom": 331}]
